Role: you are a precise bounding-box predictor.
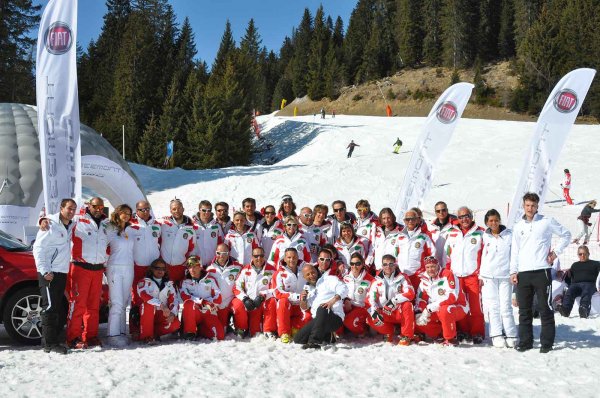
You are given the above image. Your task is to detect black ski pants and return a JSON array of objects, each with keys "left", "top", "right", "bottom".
[
  {"left": 294, "top": 307, "right": 343, "bottom": 345},
  {"left": 38, "top": 272, "right": 67, "bottom": 346},
  {"left": 516, "top": 268, "right": 555, "bottom": 348}
]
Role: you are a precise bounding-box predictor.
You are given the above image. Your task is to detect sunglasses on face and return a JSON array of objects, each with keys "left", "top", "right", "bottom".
[
  {"left": 200, "top": 208, "right": 212, "bottom": 213},
  {"left": 90, "top": 204, "right": 104, "bottom": 210},
  {"left": 333, "top": 208, "right": 345, "bottom": 213},
  {"left": 137, "top": 207, "right": 150, "bottom": 212},
  {"left": 252, "top": 254, "right": 265, "bottom": 258},
  {"left": 349, "top": 261, "right": 362, "bottom": 267},
  {"left": 318, "top": 257, "right": 332, "bottom": 262},
  {"left": 457, "top": 214, "right": 472, "bottom": 220},
  {"left": 435, "top": 208, "right": 448, "bottom": 213},
  {"left": 302, "top": 213, "right": 312, "bottom": 218},
  {"left": 286, "top": 223, "right": 298, "bottom": 227},
  {"left": 578, "top": 253, "right": 586, "bottom": 256},
  {"left": 216, "top": 208, "right": 227, "bottom": 213},
  {"left": 216, "top": 251, "right": 229, "bottom": 255},
  {"left": 264, "top": 211, "right": 275, "bottom": 215},
  {"left": 382, "top": 262, "right": 395, "bottom": 267},
  {"left": 403, "top": 217, "right": 417, "bottom": 222},
  {"left": 357, "top": 207, "right": 369, "bottom": 212}
]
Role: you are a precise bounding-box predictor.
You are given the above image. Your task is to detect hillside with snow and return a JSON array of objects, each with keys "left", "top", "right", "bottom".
[{"left": 1, "top": 114, "right": 599, "bottom": 397}]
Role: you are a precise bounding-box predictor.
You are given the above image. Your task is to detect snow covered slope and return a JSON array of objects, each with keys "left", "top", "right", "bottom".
[{"left": 2, "top": 114, "right": 599, "bottom": 397}]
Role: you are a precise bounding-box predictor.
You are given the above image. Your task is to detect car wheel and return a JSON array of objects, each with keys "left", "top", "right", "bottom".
[{"left": 2, "top": 287, "right": 44, "bottom": 345}]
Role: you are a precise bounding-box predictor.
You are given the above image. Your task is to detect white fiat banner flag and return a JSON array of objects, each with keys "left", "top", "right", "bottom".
[
  {"left": 394, "top": 82, "right": 474, "bottom": 219},
  {"left": 36, "top": 0, "right": 81, "bottom": 214},
  {"left": 507, "top": 68, "right": 596, "bottom": 227}
]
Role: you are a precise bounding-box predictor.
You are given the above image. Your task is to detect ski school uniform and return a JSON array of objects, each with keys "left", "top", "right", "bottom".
[
  {"left": 231, "top": 264, "right": 277, "bottom": 336},
  {"left": 192, "top": 216, "right": 223, "bottom": 266},
  {"left": 395, "top": 226, "right": 436, "bottom": 288},
  {"left": 180, "top": 275, "right": 224, "bottom": 340},
  {"left": 224, "top": 228, "right": 260, "bottom": 265},
  {"left": 342, "top": 270, "right": 375, "bottom": 335},
  {"left": 160, "top": 216, "right": 196, "bottom": 283},
  {"left": 205, "top": 259, "right": 243, "bottom": 330},
  {"left": 271, "top": 262, "right": 311, "bottom": 336}
]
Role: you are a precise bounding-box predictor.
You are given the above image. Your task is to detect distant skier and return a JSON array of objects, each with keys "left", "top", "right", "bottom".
[
  {"left": 393, "top": 137, "right": 403, "bottom": 154},
  {"left": 320, "top": 107, "right": 325, "bottom": 119},
  {"left": 561, "top": 168, "right": 573, "bottom": 205},
  {"left": 332, "top": 110, "right": 336, "bottom": 118},
  {"left": 346, "top": 140, "right": 359, "bottom": 158}
]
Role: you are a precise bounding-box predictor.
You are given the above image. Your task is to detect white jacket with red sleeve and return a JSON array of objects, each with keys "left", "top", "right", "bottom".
[
  {"left": 299, "top": 223, "right": 328, "bottom": 262},
  {"left": 368, "top": 223, "right": 404, "bottom": 270},
  {"left": 205, "top": 259, "right": 243, "bottom": 308},
  {"left": 260, "top": 220, "right": 284, "bottom": 259},
  {"left": 192, "top": 217, "right": 223, "bottom": 266},
  {"left": 271, "top": 262, "right": 307, "bottom": 305},
  {"left": 415, "top": 268, "right": 468, "bottom": 314},
  {"left": 160, "top": 216, "right": 196, "bottom": 266},
  {"left": 334, "top": 236, "right": 370, "bottom": 267},
  {"left": 442, "top": 223, "right": 485, "bottom": 277},
  {"left": 136, "top": 277, "right": 179, "bottom": 316},
  {"left": 71, "top": 212, "right": 110, "bottom": 264},
  {"left": 267, "top": 232, "right": 311, "bottom": 267},
  {"left": 129, "top": 216, "right": 161, "bottom": 267},
  {"left": 343, "top": 270, "right": 375, "bottom": 308},
  {"left": 354, "top": 212, "right": 379, "bottom": 250},
  {"left": 366, "top": 270, "right": 415, "bottom": 310},
  {"left": 224, "top": 227, "right": 260, "bottom": 265},
  {"left": 395, "top": 226, "right": 436, "bottom": 277},
  {"left": 233, "top": 263, "right": 277, "bottom": 300}
]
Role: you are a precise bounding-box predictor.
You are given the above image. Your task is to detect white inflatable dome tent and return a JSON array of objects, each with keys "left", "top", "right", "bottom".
[{"left": 0, "top": 103, "right": 146, "bottom": 239}]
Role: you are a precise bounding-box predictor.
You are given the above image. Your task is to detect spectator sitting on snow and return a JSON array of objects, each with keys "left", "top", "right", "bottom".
[
  {"left": 557, "top": 246, "right": 600, "bottom": 319},
  {"left": 294, "top": 264, "right": 348, "bottom": 349}
]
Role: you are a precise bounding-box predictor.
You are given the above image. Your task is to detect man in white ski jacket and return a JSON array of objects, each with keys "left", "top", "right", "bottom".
[{"left": 510, "top": 192, "right": 571, "bottom": 353}]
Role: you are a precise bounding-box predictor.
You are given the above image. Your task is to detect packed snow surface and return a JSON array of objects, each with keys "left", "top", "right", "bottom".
[{"left": 1, "top": 114, "right": 599, "bottom": 397}]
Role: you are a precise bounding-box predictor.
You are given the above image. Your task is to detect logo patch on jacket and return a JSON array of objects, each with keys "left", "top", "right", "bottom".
[
  {"left": 415, "top": 242, "right": 421, "bottom": 249},
  {"left": 211, "top": 232, "right": 216, "bottom": 238},
  {"left": 471, "top": 238, "right": 477, "bottom": 244},
  {"left": 183, "top": 233, "right": 188, "bottom": 239},
  {"left": 438, "top": 288, "right": 446, "bottom": 296}
]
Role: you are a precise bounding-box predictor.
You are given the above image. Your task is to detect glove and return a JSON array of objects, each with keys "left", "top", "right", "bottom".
[
  {"left": 382, "top": 300, "right": 394, "bottom": 316},
  {"left": 148, "top": 298, "right": 162, "bottom": 307},
  {"left": 391, "top": 295, "right": 405, "bottom": 306},
  {"left": 415, "top": 309, "right": 430, "bottom": 326},
  {"left": 243, "top": 297, "right": 257, "bottom": 311},
  {"left": 253, "top": 294, "right": 265, "bottom": 308},
  {"left": 369, "top": 307, "right": 384, "bottom": 326},
  {"left": 193, "top": 297, "right": 204, "bottom": 305},
  {"left": 426, "top": 302, "right": 440, "bottom": 312},
  {"left": 288, "top": 293, "right": 300, "bottom": 302}
]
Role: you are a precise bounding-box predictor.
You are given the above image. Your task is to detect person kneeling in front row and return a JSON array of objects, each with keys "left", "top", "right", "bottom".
[
  {"left": 136, "top": 258, "right": 181, "bottom": 344},
  {"left": 414, "top": 256, "right": 469, "bottom": 346},
  {"left": 294, "top": 264, "right": 348, "bottom": 349}
]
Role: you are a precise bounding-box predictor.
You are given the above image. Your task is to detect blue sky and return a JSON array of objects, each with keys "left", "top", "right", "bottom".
[{"left": 35, "top": 1, "right": 356, "bottom": 65}]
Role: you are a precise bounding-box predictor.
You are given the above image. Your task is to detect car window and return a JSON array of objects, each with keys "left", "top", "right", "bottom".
[{"left": 0, "top": 229, "right": 31, "bottom": 251}]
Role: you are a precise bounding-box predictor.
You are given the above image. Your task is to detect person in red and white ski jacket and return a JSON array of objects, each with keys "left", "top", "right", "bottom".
[
  {"left": 192, "top": 200, "right": 223, "bottom": 266},
  {"left": 299, "top": 207, "right": 328, "bottom": 262},
  {"left": 414, "top": 256, "right": 468, "bottom": 344},
  {"left": 267, "top": 216, "right": 311, "bottom": 267},
  {"left": 367, "top": 208, "right": 404, "bottom": 271},
  {"left": 334, "top": 222, "right": 370, "bottom": 268},
  {"left": 271, "top": 248, "right": 311, "bottom": 339},
  {"left": 136, "top": 259, "right": 181, "bottom": 343},
  {"left": 428, "top": 201, "right": 457, "bottom": 263},
  {"left": 179, "top": 256, "right": 224, "bottom": 340},
  {"left": 160, "top": 199, "right": 196, "bottom": 284},
  {"left": 259, "top": 205, "right": 284, "bottom": 257},
  {"left": 442, "top": 207, "right": 485, "bottom": 341},
  {"left": 327, "top": 200, "right": 357, "bottom": 244},
  {"left": 224, "top": 211, "right": 261, "bottom": 265},
  {"left": 396, "top": 209, "right": 436, "bottom": 288},
  {"left": 342, "top": 253, "right": 375, "bottom": 336},
  {"left": 561, "top": 168, "right": 574, "bottom": 205},
  {"left": 205, "top": 243, "right": 243, "bottom": 330},
  {"left": 231, "top": 247, "right": 277, "bottom": 337},
  {"left": 129, "top": 200, "right": 162, "bottom": 288},
  {"left": 353, "top": 199, "right": 379, "bottom": 252},
  {"left": 366, "top": 254, "right": 416, "bottom": 344},
  {"left": 65, "top": 198, "right": 110, "bottom": 347}
]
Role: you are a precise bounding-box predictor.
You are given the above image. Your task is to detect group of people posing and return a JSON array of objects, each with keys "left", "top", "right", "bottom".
[{"left": 32, "top": 192, "right": 599, "bottom": 354}]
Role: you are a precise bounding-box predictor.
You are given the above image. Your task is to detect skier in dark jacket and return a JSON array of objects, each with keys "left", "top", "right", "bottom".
[
  {"left": 573, "top": 200, "right": 600, "bottom": 245},
  {"left": 346, "top": 140, "right": 359, "bottom": 158},
  {"left": 393, "top": 138, "right": 403, "bottom": 154}
]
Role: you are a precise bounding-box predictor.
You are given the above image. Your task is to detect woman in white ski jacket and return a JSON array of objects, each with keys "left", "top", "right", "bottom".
[{"left": 480, "top": 209, "right": 517, "bottom": 348}]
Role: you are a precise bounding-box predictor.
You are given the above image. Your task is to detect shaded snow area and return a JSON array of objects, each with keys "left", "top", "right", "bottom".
[{"left": 2, "top": 114, "right": 600, "bottom": 397}]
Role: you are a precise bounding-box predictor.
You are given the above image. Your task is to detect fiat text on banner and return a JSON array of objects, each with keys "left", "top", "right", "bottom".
[
  {"left": 507, "top": 68, "right": 596, "bottom": 227},
  {"left": 36, "top": 0, "right": 82, "bottom": 214},
  {"left": 394, "top": 82, "right": 474, "bottom": 220}
]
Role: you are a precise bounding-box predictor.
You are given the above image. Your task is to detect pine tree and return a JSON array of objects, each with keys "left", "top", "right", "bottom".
[
  {"left": 137, "top": 113, "right": 165, "bottom": 167},
  {"left": 442, "top": 0, "right": 479, "bottom": 68},
  {"left": 513, "top": 0, "right": 544, "bottom": 49},
  {"left": 343, "top": 0, "right": 376, "bottom": 84},
  {"left": 290, "top": 8, "right": 313, "bottom": 97},
  {"left": 422, "top": 0, "right": 443, "bottom": 65},
  {"left": 307, "top": 6, "right": 329, "bottom": 100},
  {"left": 396, "top": 0, "right": 423, "bottom": 68},
  {"left": 0, "top": 0, "right": 40, "bottom": 103},
  {"left": 477, "top": 0, "right": 500, "bottom": 62},
  {"left": 497, "top": 0, "right": 515, "bottom": 59},
  {"left": 239, "top": 19, "right": 264, "bottom": 111},
  {"left": 212, "top": 20, "right": 236, "bottom": 77}
]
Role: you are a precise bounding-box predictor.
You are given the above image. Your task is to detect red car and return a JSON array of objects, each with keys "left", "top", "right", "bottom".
[{"left": 0, "top": 229, "right": 108, "bottom": 345}]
